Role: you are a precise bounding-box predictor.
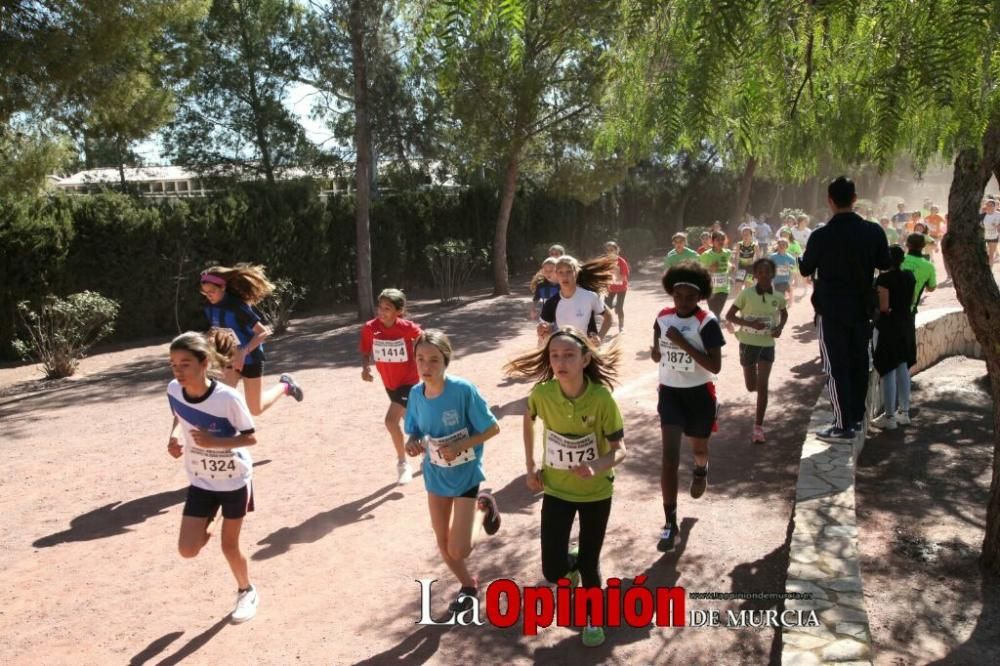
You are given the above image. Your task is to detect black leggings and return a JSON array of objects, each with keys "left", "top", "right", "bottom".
[
  {"left": 604, "top": 291, "right": 626, "bottom": 326},
  {"left": 541, "top": 494, "right": 612, "bottom": 589}
]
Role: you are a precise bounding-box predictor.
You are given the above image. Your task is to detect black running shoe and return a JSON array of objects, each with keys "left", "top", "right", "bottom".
[
  {"left": 279, "top": 373, "right": 304, "bottom": 402},
  {"left": 657, "top": 522, "right": 679, "bottom": 552},
  {"left": 477, "top": 491, "right": 501, "bottom": 536},
  {"left": 448, "top": 586, "right": 478, "bottom": 615}
]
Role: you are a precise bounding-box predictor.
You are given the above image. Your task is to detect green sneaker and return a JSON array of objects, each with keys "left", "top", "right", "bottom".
[{"left": 581, "top": 623, "right": 605, "bottom": 647}]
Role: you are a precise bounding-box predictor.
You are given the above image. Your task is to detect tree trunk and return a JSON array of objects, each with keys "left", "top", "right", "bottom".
[
  {"left": 943, "top": 115, "right": 1000, "bottom": 573},
  {"left": 675, "top": 188, "right": 693, "bottom": 232},
  {"left": 350, "top": 0, "right": 374, "bottom": 320},
  {"left": 492, "top": 150, "right": 520, "bottom": 295},
  {"left": 769, "top": 183, "right": 783, "bottom": 218},
  {"left": 729, "top": 156, "right": 756, "bottom": 228}
]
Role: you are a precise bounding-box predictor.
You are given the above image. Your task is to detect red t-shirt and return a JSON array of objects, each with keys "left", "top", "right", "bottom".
[
  {"left": 359, "top": 318, "right": 422, "bottom": 389},
  {"left": 609, "top": 256, "right": 631, "bottom": 293}
]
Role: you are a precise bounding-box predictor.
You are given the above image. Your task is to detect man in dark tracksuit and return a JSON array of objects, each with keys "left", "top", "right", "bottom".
[{"left": 799, "top": 177, "right": 890, "bottom": 441}]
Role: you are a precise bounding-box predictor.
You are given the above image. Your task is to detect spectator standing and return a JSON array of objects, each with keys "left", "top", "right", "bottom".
[{"left": 799, "top": 177, "right": 891, "bottom": 442}]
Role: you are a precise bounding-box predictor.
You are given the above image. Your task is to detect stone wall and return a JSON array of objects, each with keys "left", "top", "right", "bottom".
[{"left": 781, "top": 308, "right": 983, "bottom": 665}]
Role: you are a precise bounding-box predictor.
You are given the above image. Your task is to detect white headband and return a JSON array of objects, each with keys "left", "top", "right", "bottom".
[{"left": 673, "top": 282, "right": 701, "bottom": 290}]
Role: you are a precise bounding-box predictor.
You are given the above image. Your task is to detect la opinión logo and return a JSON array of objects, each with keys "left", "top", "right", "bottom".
[{"left": 415, "top": 577, "right": 686, "bottom": 635}]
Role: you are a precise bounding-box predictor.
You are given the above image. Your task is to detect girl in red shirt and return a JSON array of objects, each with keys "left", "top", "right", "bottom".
[
  {"left": 360, "top": 288, "right": 422, "bottom": 485},
  {"left": 604, "top": 241, "right": 630, "bottom": 334}
]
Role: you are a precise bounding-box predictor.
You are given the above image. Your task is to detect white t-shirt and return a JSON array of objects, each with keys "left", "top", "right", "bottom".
[
  {"left": 539, "top": 287, "right": 606, "bottom": 334},
  {"left": 792, "top": 227, "right": 811, "bottom": 247},
  {"left": 982, "top": 212, "right": 1000, "bottom": 241},
  {"left": 653, "top": 307, "right": 726, "bottom": 388},
  {"left": 168, "top": 379, "right": 255, "bottom": 492}
]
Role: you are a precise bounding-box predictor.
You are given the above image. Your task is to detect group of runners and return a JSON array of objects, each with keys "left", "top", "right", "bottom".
[{"left": 160, "top": 192, "right": 984, "bottom": 644}]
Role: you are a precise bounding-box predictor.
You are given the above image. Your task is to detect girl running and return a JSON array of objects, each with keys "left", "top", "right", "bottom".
[
  {"left": 698, "top": 231, "right": 732, "bottom": 319},
  {"left": 199, "top": 265, "right": 303, "bottom": 415},
  {"left": 696, "top": 232, "right": 712, "bottom": 254},
  {"left": 167, "top": 331, "right": 260, "bottom": 623},
  {"left": 530, "top": 258, "right": 560, "bottom": 321},
  {"left": 769, "top": 239, "right": 796, "bottom": 307},
  {"left": 732, "top": 225, "right": 758, "bottom": 298},
  {"left": 403, "top": 330, "right": 501, "bottom": 618},
  {"left": 505, "top": 326, "right": 626, "bottom": 648},
  {"left": 360, "top": 288, "right": 422, "bottom": 485},
  {"left": 725, "top": 258, "right": 788, "bottom": 444},
  {"left": 651, "top": 262, "right": 725, "bottom": 553},
  {"left": 604, "top": 241, "right": 630, "bottom": 334},
  {"left": 537, "top": 255, "right": 616, "bottom": 345}
]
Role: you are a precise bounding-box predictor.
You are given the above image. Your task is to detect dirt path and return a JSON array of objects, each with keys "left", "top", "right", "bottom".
[
  {"left": 3, "top": 256, "right": 964, "bottom": 665},
  {"left": 856, "top": 356, "right": 1000, "bottom": 666}
]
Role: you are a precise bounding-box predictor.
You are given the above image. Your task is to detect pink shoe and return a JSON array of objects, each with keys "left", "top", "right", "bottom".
[{"left": 752, "top": 425, "right": 766, "bottom": 444}]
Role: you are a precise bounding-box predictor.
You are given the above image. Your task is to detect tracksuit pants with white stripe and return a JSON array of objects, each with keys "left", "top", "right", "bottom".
[{"left": 817, "top": 314, "right": 871, "bottom": 429}]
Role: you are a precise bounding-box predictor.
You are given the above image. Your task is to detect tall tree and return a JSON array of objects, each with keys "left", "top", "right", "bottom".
[
  {"left": 296, "top": 0, "right": 441, "bottom": 318},
  {"left": 607, "top": 0, "right": 1000, "bottom": 571},
  {"left": 1, "top": 1, "right": 207, "bottom": 188},
  {"left": 427, "top": 0, "right": 612, "bottom": 294},
  {"left": 164, "top": 0, "right": 311, "bottom": 183}
]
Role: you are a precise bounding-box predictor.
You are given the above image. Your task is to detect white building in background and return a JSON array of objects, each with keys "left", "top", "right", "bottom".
[{"left": 49, "top": 162, "right": 455, "bottom": 199}]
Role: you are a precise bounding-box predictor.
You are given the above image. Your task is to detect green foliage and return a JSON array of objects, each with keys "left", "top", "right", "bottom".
[
  {"left": 0, "top": 128, "right": 74, "bottom": 195},
  {"left": 424, "top": 238, "right": 487, "bottom": 303},
  {"left": 164, "top": 0, "right": 312, "bottom": 181},
  {"left": 258, "top": 278, "right": 308, "bottom": 335},
  {"left": 615, "top": 228, "right": 657, "bottom": 258},
  {"left": 13, "top": 291, "right": 120, "bottom": 379}
]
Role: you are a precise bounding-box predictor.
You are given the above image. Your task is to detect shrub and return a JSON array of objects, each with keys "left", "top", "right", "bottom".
[
  {"left": 257, "top": 278, "right": 307, "bottom": 335},
  {"left": 424, "top": 239, "right": 487, "bottom": 304},
  {"left": 13, "top": 291, "right": 120, "bottom": 378}
]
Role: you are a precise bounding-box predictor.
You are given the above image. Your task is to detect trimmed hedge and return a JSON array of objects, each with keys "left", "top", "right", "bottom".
[{"left": 1, "top": 176, "right": 717, "bottom": 358}]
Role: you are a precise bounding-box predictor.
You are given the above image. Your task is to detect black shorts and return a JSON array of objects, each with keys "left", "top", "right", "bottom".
[
  {"left": 459, "top": 483, "right": 481, "bottom": 499},
  {"left": 386, "top": 384, "right": 415, "bottom": 407},
  {"left": 657, "top": 383, "right": 718, "bottom": 438},
  {"left": 237, "top": 361, "right": 264, "bottom": 379},
  {"left": 739, "top": 343, "right": 776, "bottom": 367},
  {"left": 183, "top": 483, "right": 255, "bottom": 520}
]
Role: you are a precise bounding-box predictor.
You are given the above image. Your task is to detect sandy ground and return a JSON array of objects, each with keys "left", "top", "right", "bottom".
[
  {"left": 0, "top": 253, "right": 979, "bottom": 665},
  {"left": 857, "top": 356, "right": 1000, "bottom": 666}
]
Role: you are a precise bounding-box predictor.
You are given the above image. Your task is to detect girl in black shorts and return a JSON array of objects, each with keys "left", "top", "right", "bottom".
[{"left": 650, "top": 263, "right": 726, "bottom": 553}]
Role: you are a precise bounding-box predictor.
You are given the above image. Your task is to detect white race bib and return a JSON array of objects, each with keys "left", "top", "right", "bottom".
[
  {"left": 187, "top": 446, "right": 241, "bottom": 480},
  {"left": 711, "top": 273, "right": 728, "bottom": 288},
  {"left": 735, "top": 269, "right": 748, "bottom": 282},
  {"left": 776, "top": 265, "right": 791, "bottom": 278},
  {"left": 544, "top": 430, "right": 599, "bottom": 470},
  {"left": 372, "top": 338, "right": 408, "bottom": 363},
  {"left": 742, "top": 316, "right": 774, "bottom": 336},
  {"left": 426, "top": 428, "right": 475, "bottom": 468},
  {"left": 660, "top": 339, "right": 695, "bottom": 373}
]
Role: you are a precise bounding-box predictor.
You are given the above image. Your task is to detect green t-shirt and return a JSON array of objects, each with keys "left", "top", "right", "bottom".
[
  {"left": 528, "top": 378, "right": 625, "bottom": 503},
  {"left": 787, "top": 240, "right": 803, "bottom": 258},
  {"left": 664, "top": 247, "right": 700, "bottom": 269},
  {"left": 901, "top": 253, "right": 937, "bottom": 312},
  {"left": 732, "top": 286, "right": 786, "bottom": 348},
  {"left": 882, "top": 226, "right": 899, "bottom": 245},
  {"left": 700, "top": 249, "right": 733, "bottom": 294}
]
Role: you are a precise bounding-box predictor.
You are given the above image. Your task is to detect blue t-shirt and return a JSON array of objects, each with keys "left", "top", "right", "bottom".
[
  {"left": 769, "top": 252, "right": 797, "bottom": 285},
  {"left": 534, "top": 280, "right": 559, "bottom": 304},
  {"left": 204, "top": 293, "right": 264, "bottom": 365},
  {"left": 404, "top": 376, "right": 498, "bottom": 497}
]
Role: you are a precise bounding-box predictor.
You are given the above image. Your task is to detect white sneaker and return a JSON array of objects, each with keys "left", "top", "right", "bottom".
[
  {"left": 231, "top": 584, "right": 258, "bottom": 623},
  {"left": 871, "top": 413, "right": 897, "bottom": 430},
  {"left": 895, "top": 411, "right": 910, "bottom": 425},
  {"left": 396, "top": 461, "right": 413, "bottom": 485}
]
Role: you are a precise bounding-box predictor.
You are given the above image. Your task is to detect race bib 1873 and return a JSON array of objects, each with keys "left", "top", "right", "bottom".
[{"left": 660, "top": 339, "right": 695, "bottom": 373}]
